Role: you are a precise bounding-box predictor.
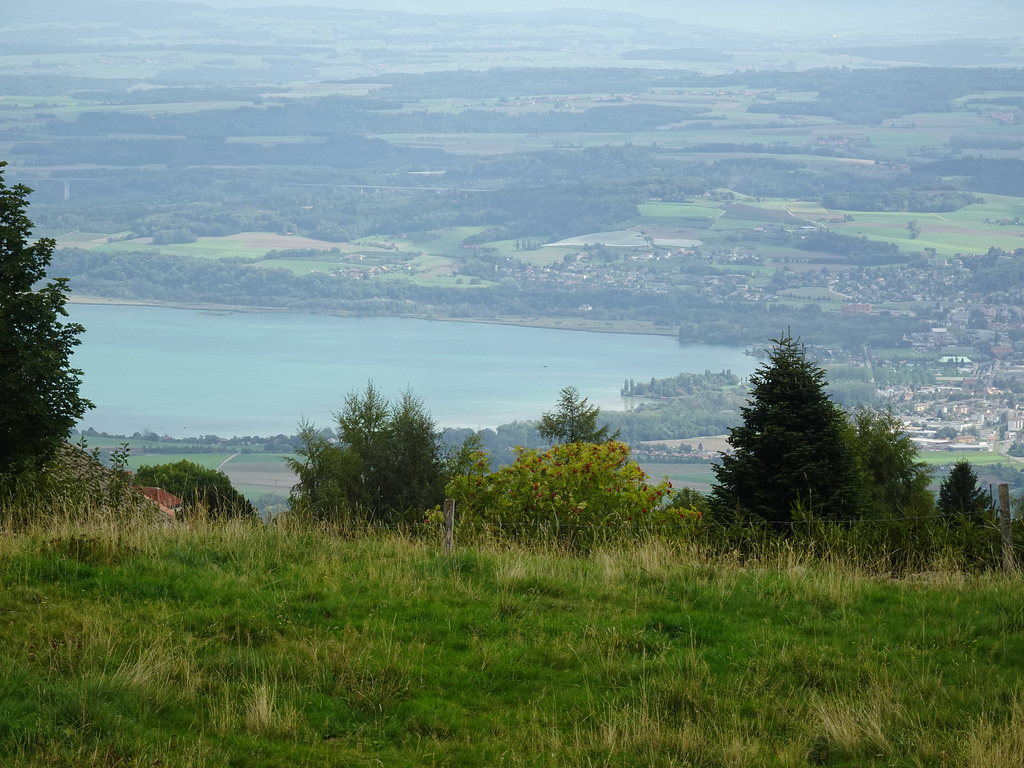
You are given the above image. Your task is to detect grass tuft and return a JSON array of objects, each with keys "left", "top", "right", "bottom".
[{"left": 1, "top": 508, "right": 1022, "bottom": 766}]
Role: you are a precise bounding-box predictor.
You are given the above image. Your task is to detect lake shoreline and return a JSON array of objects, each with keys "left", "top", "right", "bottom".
[
  {"left": 66, "top": 294, "right": 680, "bottom": 338},
  {"left": 66, "top": 302, "right": 755, "bottom": 438}
]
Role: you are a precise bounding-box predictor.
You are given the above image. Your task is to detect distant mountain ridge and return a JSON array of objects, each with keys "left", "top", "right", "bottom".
[{"left": 9, "top": 0, "right": 1021, "bottom": 36}]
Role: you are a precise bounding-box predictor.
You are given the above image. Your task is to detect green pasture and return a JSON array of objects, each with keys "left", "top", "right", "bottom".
[
  {"left": 0, "top": 95, "right": 82, "bottom": 110},
  {"left": 831, "top": 210, "right": 1024, "bottom": 257},
  {"left": 777, "top": 287, "right": 844, "bottom": 301},
  {"left": 217, "top": 453, "right": 297, "bottom": 498},
  {"left": 383, "top": 226, "right": 487, "bottom": 255},
  {"left": 390, "top": 272, "right": 480, "bottom": 288},
  {"left": 784, "top": 201, "right": 832, "bottom": 218},
  {"left": 1, "top": 50, "right": 275, "bottom": 81},
  {"left": 405, "top": 251, "right": 456, "bottom": 274},
  {"left": 225, "top": 136, "right": 326, "bottom": 145},
  {"left": 952, "top": 91, "right": 1024, "bottom": 105},
  {"left": 216, "top": 453, "right": 293, "bottom": 465},
  {"left": 662, "top": 125, "right": 822, "bottom": 147},
  {"left": 870, "top": 111, "right": 1024, "bottom": 156},
  {"left": 918, "top": 450, "right": 1005, "bottom": 467},
  {"left": 378, "top": 132, "right": 562, "bottom": 154},
  {"left": 2, "top": 96, "right": 257, "bottom": 122},
  {"left": 755, "top": 199, "right": 802, "bottom": 213},
  {"left": 7, "top": 514, "right": 1022, "bottom": 766},
  {"left": 636, "top": 461, "right": 718, "bottom": 492},
  {"left": 107, "top": 100, "right": 263, "bottom": 117},
  {"left": 398, "top": 97, "right": 496, "bottom": 114},
  {"left": 55, "top": 232, "right": 123, "bottom": 247},
  {"left": 638, "top": 201, "right": 723, "bottom": 219},
  {"left": 101, "top": 240, "right": 254, "bottom": 259},
  {"left": 680, "top": 194, "right": 1024, "bottom": 257},
  {"left": 955, "top": 194, "right": 1024, "bottom": 221},
  {"left": 964, "top": 148, "right": 1024, "bottom": 160},
  {"left": 377, "top": 127, "right": 833, "bottom": 154},
  {"left": 96, "top": 234, "right": 390, "bottom": 263}
]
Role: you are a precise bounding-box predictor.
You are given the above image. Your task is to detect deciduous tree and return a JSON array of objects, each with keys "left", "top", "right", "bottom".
[
  {"left": 0, "top": 162, "right": 92, "bottom": 475},
  {"left": 848, "top": 408, "right": 933, "bottom": 517}
]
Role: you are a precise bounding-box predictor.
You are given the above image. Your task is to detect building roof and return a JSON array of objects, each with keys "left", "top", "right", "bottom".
[{"left": 138, "top": 487, "right": 184, "bottom": 516}]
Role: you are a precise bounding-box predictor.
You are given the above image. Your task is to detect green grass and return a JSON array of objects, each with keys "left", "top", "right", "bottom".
[
  {"left": 98, "top": 239, "right": 263, "bottom": 260},
  {"left": 638, "top": 201, "right": 723, "bottom": 219},
  {"left": 636, "top": 462, "right": 718, "bottom": 492},
  {"left": 918, "top": 450, "right": 1012, "bottom": 467},
  {"left": 682, "top": 194, "right": 1024, "bottom": 258},
  {"left": 2, "top": 513, "right": 1023, "bottom": 766}
]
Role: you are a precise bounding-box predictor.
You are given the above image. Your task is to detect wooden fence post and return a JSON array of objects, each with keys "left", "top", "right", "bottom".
[
  {"left": 443, "top": 498, "right": 455, "bottom": 553},
  {"left": 998, "top": 484, "right": 1015, "bottom": 573}
]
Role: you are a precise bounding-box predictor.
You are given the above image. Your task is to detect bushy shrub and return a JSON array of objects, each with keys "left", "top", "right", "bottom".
[{"left": 446, "top": 441, "right": 695, "bottom": 545}]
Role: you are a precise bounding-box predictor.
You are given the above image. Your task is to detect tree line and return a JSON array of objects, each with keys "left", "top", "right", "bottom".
[{"left": 49, "top": 247, "right": 930, "bottom": 352}]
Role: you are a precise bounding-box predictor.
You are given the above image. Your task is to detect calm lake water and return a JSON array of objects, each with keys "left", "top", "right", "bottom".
[{"left": 67, "top": 304, "right": 756, "bottom": 437}]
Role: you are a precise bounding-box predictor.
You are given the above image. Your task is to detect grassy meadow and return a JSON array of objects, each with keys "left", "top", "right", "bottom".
[{"left": 2, "top": 509, "right": 1024, "bottom": 767}]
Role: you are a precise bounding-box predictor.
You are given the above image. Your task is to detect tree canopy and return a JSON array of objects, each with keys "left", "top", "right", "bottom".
[
  {"left": 133, "top": 460, "right": 256, "bottom": 520},
  {"left": 289, "top": 383, "right": 450, "bottom": 523},
  {"left": 537, "top": 386, "right": 618, "bottom": 445},
  {"left": 0, "top": 162, "right": 92, "bottom": 476},
  {"left": 848, "top": 408, "right": 934, "bottom": 518}
]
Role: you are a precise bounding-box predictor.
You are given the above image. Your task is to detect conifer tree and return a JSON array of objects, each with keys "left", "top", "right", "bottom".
[
  {"left": 937, "top": 459, "right": 991, "bottom": 519},
  {"left": 538, "top": 386, "right": 618, "bottom": 445},
  {"left": 711, "top": 332, "right": 859, "bottom": 525}
]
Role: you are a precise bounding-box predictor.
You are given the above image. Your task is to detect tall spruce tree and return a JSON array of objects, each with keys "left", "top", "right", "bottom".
[
  {"left": 937, "top": 459, "right": 991, "bottom": 519},
  {"left": 711, "top": 333, "right": 860, "bottom": 525}
]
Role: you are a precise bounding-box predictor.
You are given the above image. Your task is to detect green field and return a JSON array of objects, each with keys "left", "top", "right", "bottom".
[
  {"left": 636, "top": 462, "right": 718, "bottom": 491},
  {"left": 638, "top": 201, "right": 723, "bottom": 219},
  {"left": 2, "top": 516, "right": 1022, "bottom": 767},
  {"left": 829, "top": 203, "right": 1024, "bottom": 257},
  {"left": 98, "top": 239, "right": 267, "bottom": 260},
  {"left": 919, "top": 450, "right": 1022, "bottom": 468},
  {"left": 634, "top": 194, "right": 1024, "bottom": 260}
]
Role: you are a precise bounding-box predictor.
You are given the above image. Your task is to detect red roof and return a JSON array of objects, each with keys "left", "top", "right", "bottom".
[{"left": 138, "top": 487, "right": 184, "bottom": 516}]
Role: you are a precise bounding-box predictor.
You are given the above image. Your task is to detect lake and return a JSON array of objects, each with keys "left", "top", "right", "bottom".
[{"left": 66, "top": 304, "right": 757, "bottom": 437}]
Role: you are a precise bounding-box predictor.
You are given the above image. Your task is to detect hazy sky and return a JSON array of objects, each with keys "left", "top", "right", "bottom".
[{"left": 180, "top": 0, "right": 1008, "bottom": 34}]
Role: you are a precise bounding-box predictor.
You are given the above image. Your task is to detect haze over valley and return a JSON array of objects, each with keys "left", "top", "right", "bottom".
[
  {"left": 3, "top": 0, "right": 1024, "bottom": 491},
  {"left": 7, "top": 6, "right": 1024, "bottom": 766}
]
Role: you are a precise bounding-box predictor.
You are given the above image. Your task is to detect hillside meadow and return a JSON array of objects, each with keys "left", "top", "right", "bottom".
[{"left": 1, "top": 510, "right": 1023, "bottom": 767}]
